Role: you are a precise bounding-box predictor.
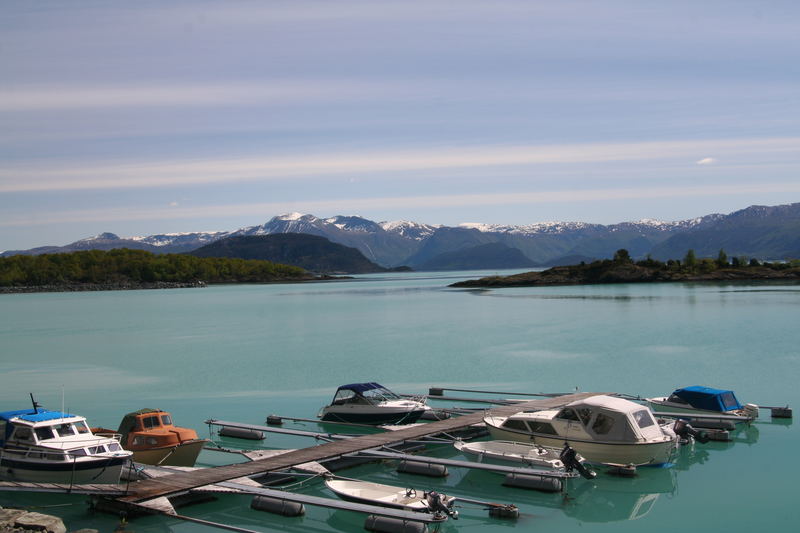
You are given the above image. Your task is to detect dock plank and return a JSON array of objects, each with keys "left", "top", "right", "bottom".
[{"left": 119, "top": 392, "right": 601, "bottom": 503}]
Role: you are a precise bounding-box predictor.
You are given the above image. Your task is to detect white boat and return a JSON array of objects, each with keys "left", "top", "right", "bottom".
[
  {"left": 454, "top": 439, "right": 575, "bottom": 470},
  {"left": 0, "top": 404, "right": 133, "bottom": 484},
  {"left": 324, "top": 477, "right": 458, "bottom": 519},
  {"left": 645, "top": 386, "right": 759, "bottom": 420},
  {"left": 318, "top": 382, "right": 430, "bottom": 425},
  {"left": 484, "top": 395, "right": 677, "bottom": 466}
]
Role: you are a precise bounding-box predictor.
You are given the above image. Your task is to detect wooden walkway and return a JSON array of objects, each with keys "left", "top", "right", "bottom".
[
  {"left": 0, "top": 481, "right": 128, "bottom": 495},
  {"left": 119, "top": 392, "right": 601, "bottom": 504}
]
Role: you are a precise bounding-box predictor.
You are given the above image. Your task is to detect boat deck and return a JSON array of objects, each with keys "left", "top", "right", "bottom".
[{"left": 118, "top": 391, "right": 601, "bottom": 504}]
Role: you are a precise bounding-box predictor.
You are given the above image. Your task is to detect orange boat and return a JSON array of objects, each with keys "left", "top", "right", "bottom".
[{"left": 93, "top": 408, "right": 208, "bottom": 467}]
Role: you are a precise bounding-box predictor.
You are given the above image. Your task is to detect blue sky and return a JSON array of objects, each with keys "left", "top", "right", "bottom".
[{"left": 1, "top": 0, "right": 799, "bottom": 251}]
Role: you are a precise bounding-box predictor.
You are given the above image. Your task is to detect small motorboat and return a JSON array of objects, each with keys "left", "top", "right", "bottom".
[
  {"left": 454, "top": 439, "right": 589, "bottom": 469},
  {"left": 324, "top": 477, "right": 458, "bottom": 519},
  {"left": 484, "top": 395, "right": 678, "bottom": 466},
  {"left": 645, "top": 386, "right": 759, "bottom": 420},
  {"left": 92, "top": 408, "right": 208, "bottom": 467},
  {"left": 0, "top": 400, "right": 132, "bottom": 484},
  {"left": 318, "top": 382, "right": 430, "bottom": 425}
]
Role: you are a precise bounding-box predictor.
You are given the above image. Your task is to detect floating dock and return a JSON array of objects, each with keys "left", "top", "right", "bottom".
[
  {"left": 113, "top": 392, "right": 599, "bottom": 507},
  {"left": 0, "top": 392, "right": 602, "bottom": 531}
]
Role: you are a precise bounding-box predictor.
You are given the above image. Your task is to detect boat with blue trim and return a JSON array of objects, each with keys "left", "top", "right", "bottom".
[
  {"left": 318, "top": 382, "right": 430, "bottom": 425},
  {"left": 0, "top": 400, "right": 132, "bottom": 484},
  {"left": 645, "top": 386, "right": 759, "bottom": 420}
]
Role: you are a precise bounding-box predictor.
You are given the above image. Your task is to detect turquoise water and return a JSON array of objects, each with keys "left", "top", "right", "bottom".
[{"left": 1, "top": 271, "right": 798, "bottom": 532}]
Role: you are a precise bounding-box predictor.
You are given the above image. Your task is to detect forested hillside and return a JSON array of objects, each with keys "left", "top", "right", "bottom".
[{"left": 0, "top": 248, "right": 309, "bottom": 289}]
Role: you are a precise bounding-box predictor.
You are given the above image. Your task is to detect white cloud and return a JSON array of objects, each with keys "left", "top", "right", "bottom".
[
  {"left": 0, "top": 137, "right": 797, "bottom": 193},
  {"left": 696, "top": 157, "right": 717, "bottom": 165},
  {"left": 0, "top": 81, "right": 412, "bottom": 112}
]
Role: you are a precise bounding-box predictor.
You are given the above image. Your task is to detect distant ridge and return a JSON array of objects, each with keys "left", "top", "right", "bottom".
[
  {"left": 4, "top": 202, "right": 799, "bottom": 270},
  {"left": 415, "top": 242, "right": 537, "bottom": 271},
  {"left": 189, "top": 233, "right": 394, "bottom": 274}
]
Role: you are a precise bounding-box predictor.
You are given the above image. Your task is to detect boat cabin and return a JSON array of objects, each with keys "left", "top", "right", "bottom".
[
  {"left": 115, "top": 408, "right": 200, "bottom": 450},
  {"left": 665, "top": 386, "right": 743, "bottom": 412},
  {"left": 0, "top": 408, "right": 124, "bottom": 459},
  {"left": 328, "top": 382, "right": 403, "bottom": 406},
  {"left": 504, "top": 395, "right": 666, "bottom": 443}
]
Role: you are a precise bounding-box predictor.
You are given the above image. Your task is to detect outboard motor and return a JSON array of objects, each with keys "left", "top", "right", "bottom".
[
  {"left": 559, "top": 443, "right": 597, "bottom": 479},
  {"left": 673, "top": 419, "right": 709, "bottom": 444},
  {"left": 424, "top": 491, "right": 458, "bottom": 520}
]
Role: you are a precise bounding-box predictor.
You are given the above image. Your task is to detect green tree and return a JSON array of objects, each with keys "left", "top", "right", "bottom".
[
  {"left": 683, "top": 249, "right": 697, "bottom": 270},
  {"left": 613, "top": 249, "right": 632, "bottom": 264},
  {"left": 716, "top": 249, "right": 728, "bottom": 268}
]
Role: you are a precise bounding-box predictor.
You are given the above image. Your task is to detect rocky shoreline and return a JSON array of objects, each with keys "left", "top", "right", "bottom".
[
  {"left": 0, "top": 507, "right": 97, "bottom": 533},
  {"left": 0, "top": 281, "right": 208, "bottom": 294},
  {"left": 450, "top": 264, "right": 800, "bottom": 288},
  {"left": 0, "top": 276, "right": 354, "bottom": 294}
]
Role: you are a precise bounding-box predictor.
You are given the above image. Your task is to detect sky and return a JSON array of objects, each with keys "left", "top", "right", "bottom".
[{"left": 1, "top": 0, "right": 799, "bottom": 251}]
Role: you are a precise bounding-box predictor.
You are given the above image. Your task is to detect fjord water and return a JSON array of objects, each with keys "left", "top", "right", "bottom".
[{"left": 1, "top": 271, "right": 798, "bottom": 532}]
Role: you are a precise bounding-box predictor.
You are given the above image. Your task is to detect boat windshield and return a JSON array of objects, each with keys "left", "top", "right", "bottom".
[
  {"left": 362, "top": 387, "right": 401, "bottom": 402},
  {"left": 55, "top": 423, "right": 78, "bottom": 437},
  {"left": 142, "top": 415, "right": 162, "bottom": 429},
  {"left": 666, "top": 394, "right": 689, "bottom": 405},
  {"left": 332, "top": 385, "right": 402, "bottom": 406},
  {"left": 632, "top": 409, "right": 656, "bottom": 429},
  {"left": 35, "top": 427, "right": 56, "bottom": 441},
  {"left": 720, "top": 392, "right": 740, "bottom": 409},
  {"left": 161, "top": 414, "right": 173, "bottom": 426}
]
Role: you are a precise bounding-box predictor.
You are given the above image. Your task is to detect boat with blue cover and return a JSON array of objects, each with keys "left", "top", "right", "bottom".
[
  {"left": 0, "top": 400, "right": 132, "bottom": 484},
  {"left": 645, "top": 386, "right": 759, "bottom": 420},
  {"left": 318, "top": 382, "right": 430, "bottom": 425}
]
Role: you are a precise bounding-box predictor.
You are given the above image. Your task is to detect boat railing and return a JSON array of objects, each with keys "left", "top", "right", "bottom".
[
  {"left": 2, "top": 444, "right": 107, "bottom": 489},
  {"left": 92, "top": 431, "right": 124, "bottom": 441}
]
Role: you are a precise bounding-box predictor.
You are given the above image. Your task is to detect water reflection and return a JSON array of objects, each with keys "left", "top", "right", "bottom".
[
  {"left": 468, "top": 293, "right": 655, "bottom": 301},
  {"left": 562, "top": 466, "right": 676, "bottom": 523}
]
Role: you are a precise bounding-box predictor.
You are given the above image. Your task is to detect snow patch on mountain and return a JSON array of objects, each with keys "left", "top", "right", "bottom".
[
  {"left": 277, "top": 212, "right": 307, "bottom": 221},
  {"left": 132, "top": 231, "right": 230, "bottom": 247},
  {"left": 80, "top": 232, "right": 121, "bottom": 242},
  {"left": 458, "top": 221, "right": 593, "bottom": 235},
  {"left": 380, "top": 220, "right": 439, "bottom": 240}
]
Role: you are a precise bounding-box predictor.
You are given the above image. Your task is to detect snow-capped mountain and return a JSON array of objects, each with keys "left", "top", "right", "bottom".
[
  {"left": 3, "top": 203, "right": 798, "bottom": 267},
  {"left": 379, "top": 220, "right": 440, "bottom": 241}
]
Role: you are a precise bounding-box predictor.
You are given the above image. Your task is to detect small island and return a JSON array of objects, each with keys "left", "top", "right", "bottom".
[
  {"left": 450, "top": 249, "right": 800, "bottom": 288},
  {"left": 0, "top": 248, "right": 316, "bottom": 293}
]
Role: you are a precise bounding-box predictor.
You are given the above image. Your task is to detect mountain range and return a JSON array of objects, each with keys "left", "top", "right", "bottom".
[{"left": 3, "top": 203, "right": 799, "bottom": 270}]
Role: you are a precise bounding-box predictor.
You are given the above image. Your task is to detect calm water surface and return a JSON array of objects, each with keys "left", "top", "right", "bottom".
[{"left": 1, "top": 271, "right": 798, "bottom": 532}]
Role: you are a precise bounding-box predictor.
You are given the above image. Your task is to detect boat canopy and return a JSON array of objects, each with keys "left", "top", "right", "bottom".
[
  {"left": 330, "top": 382, "right": 403, "bottom": 403},
  {"left": 336, "top": 382, "right": 390, "bottom": 394},
  {"left": 561, "top": 395, "right": 664, "bottom": 442},
  {"left": 671, "top": 386, "right": 742, "bottom": 412},
  {"left": 0, "top": 408, "right": 76, "bottom": 424},
  {"left": 0, "top": 408, "right": 77, "bottom": 443}
]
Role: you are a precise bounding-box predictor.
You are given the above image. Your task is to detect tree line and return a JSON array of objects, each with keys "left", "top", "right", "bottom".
[
  {"left": 610, "top": 248, "right": 800, "bottom": 271},
  {"left": 0, "top": 248, "right": 308, "bottom": 287}
]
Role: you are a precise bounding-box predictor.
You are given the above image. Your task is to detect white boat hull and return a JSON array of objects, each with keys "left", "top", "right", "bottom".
[
  {"left": 0, "top": 454, "right": 130, "bottom": 484},
  {"left": 324, "top": 478, "right": 457, "bottom": 519},
  {"left": 319, "top": 402, "right": 428, "bottom": 425},
  {"left": 454, "top": 439, "right": 570, "bottom": 470}
]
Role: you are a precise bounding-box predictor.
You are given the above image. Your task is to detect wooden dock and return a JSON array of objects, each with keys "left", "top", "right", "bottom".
[{"left": 117, "top": 391, "right": 601, "bottom": 505}]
